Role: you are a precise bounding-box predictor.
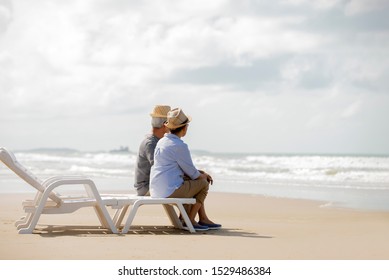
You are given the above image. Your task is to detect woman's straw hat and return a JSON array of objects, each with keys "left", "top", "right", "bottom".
[
  {"left": 150, "top": 105, "right": 171, "bottom": 118},
  {"left": 165, "top": 108, "right": 192, "bottom": 129}
]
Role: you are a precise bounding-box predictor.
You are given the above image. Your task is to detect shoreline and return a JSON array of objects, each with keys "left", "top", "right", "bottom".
[
  {"left": 1, "top": 192, "right": 389, "bottom": 260},
  {"left": 2, "top": 175, "right": 389, "bottom": 213}
]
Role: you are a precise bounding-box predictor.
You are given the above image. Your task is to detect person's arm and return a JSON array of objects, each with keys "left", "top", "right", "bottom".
[
  {"left": 176, "top": 144, "right": 200, "bottom": 180},
  {"left": 145, "top": 142, "right": 156, "bottom": 166}
]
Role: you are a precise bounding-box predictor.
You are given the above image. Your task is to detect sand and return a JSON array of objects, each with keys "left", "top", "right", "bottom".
[{"left": 0, "top": 192, "right": 388, "bottom": 260}]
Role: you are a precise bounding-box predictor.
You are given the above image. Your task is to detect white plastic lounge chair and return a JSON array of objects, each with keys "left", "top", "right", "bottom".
[
  {"left": 0, "top": 147, "right": 126, "bottom": 234},
  {"left": 0, "top": 147, "right": 197, "bottom": 233}
]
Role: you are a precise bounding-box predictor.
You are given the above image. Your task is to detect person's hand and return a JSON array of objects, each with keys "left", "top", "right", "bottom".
[
  {"left": 206, "top": 173, "right": 213, "bottom": 185},
  {"left": 199, "top": 170, "right": 213, "bottom": 185},
  {"left": 199, "top": 171, "right": 213, "bottom": 185}
]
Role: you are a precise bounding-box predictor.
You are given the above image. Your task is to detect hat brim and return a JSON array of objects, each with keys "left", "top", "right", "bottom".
[
  {"left": 150, "top": 113, "right": 169, "bottom": 118},
  {"left": 165, "top": 116, "right": 192, "bottom": 129}
]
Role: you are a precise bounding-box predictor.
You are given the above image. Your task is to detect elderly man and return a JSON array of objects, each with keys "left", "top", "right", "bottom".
[{"left": 134, "top": 105, "right": 171, "bottom": 196}]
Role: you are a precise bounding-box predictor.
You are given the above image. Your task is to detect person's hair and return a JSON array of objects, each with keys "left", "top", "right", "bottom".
[
  {"left": 151, "top": 117, "right": 167, "bottom": 128},
  {"left": 170, "top": 124, "right": 187, "bottom": 135}
]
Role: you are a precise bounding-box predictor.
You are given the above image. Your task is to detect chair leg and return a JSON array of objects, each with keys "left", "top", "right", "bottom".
[
  {"left": 16, "top": 213, "right": 34, "bottom": 230},
  {"left": 113, "top": 208, "right": 121, "bottom": 226},
  {"left": 18, "top": 227, "right": 35, "bottom": 234},
  {"left": 113, "top": 205, "right": 129, "bottom": 228},
  {"left": 175, "top": 203, "right": 195, "bottom": 233},
  {"left": 15, "top": 214, "right": 30, "bottom": 227},
  {"left": 163, "top": 204, "right": 182, "bottom": 229},
  {"left": 93, "top": 205, "right": 119, "bottom": 234},
  {"left": 18, "top": 207, "right": 45, "bottom": 234},
  {"left": 84, "top": 183, "right": 119, "bottom": 234},
  {"left": 16, "top": 192, "right": 43, "bottom": 229},
  {"left": 121, "top": 201, "right": 142, "bottom": 234}
]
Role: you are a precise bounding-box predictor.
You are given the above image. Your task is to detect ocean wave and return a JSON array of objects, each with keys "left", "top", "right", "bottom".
[
  {"left": 2, "top": 150, "right": 389, "bottom": 210},
  {"left": 2, "top": 151, "right": 388, "bottom": 189},
  {"left": 193, "top": 154, "right": 389, "bottom": 185}
]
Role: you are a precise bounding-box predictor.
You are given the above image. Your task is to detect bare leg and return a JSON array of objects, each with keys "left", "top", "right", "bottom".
[
  {"left": 198, "top": 202, "right": 218, "bottom": 225},
  {"left": 189, "top": 202, "right": 202, "bottom": 225}
]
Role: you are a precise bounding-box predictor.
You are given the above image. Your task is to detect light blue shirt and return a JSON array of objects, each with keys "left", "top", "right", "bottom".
[{"left": 150, "top": 133, "right": 200, "bottom": 198}]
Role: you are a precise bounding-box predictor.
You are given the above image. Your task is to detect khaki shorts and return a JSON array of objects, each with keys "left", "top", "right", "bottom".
[{"left": 168, "top": 178, "right": 209, "bottom": 204}]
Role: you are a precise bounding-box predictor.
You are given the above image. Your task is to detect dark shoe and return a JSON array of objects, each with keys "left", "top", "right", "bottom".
[
  {"left": 182, "top": 223, "right": 209, "bottom": 231},
  {"left": 193, "top": 224, "right": 209, "bottom": 231},
  {"left": 198, "top": 221, "right": 222, "bottom": 230}
]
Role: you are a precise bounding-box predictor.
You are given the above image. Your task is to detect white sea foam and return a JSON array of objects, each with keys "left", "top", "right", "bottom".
[
  {"left": 193, "top": 153, "right": 389, "bottom": 188},
  {"left": 1, "top": 150, "right": 388, "bottom": 210}
]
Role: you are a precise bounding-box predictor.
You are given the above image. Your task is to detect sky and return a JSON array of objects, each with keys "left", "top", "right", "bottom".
[{"left": 0, "top": 0, "right": 388, "bottom": 154}]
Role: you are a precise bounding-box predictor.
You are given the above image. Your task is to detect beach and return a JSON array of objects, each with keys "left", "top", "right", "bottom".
[{"left": 1, "top": 192, "right": 388, "bottom": 260}]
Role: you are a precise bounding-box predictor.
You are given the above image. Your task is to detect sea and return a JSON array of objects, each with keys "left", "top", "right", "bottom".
[{"left": 1, "top": 148, "right": 389, "bottom": 211}]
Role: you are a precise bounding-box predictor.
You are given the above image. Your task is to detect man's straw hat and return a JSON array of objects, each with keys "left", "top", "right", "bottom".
[
  {"left": 150, "top": 105, "right": 171, "bottom": 118},
  {"left": 165, "top": 108, "right": 192, "bottom": 129}
]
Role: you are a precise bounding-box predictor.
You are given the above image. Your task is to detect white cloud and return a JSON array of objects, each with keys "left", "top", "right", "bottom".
[
  {"left": 344, "top": 0, "right": 389, "bottom": 16},
  {"left": 1, "top": 0, "right": 388, "bottom": 153},
  {"left": 221, "top": 16, "right": 322, "bottom": 64},
  {"left": 281, "top": 56, "right": 315, "bottom": 85},
  {"left": 282, "top": 0, "right": 342, "bottom": 10},
  {"left": 341, "top": 99, "right": 362, "bottom": 118}
]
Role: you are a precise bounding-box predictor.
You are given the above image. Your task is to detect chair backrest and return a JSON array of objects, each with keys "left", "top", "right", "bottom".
[{"left": 0, "top": 147, "right": 61, "bottom": 203}]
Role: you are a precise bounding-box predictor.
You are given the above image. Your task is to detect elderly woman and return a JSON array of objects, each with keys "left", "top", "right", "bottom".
[{"left": 150, "top": 108, "right": 221, "bottom": 231}]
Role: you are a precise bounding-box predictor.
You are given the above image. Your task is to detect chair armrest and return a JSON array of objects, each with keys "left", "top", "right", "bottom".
[{"left": 42, "top": 175, "right": 90, "bottom": 187}]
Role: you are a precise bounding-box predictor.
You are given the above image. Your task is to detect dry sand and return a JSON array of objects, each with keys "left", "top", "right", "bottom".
[{"left": 0, "top": 192, "right": 388, "bottom": 260}]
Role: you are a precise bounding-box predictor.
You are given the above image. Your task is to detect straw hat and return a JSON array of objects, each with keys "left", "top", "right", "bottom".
[
  {"left": 150, "top": 105, "right": 171, "bottom": 118},
  {"left": 165, "top": 108, "right": 192, "bottom": 129}
]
